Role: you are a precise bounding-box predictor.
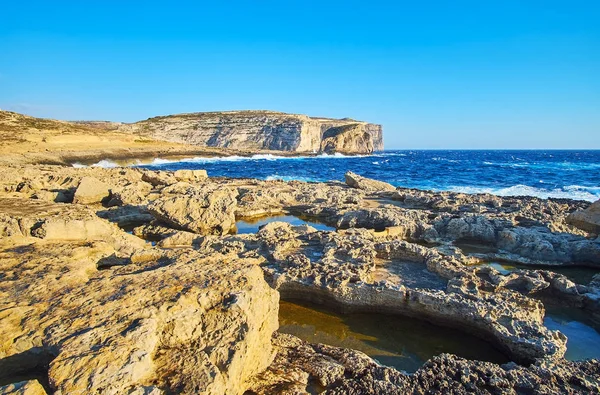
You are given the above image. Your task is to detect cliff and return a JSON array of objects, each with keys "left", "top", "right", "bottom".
[
  {"left": 119, "top": 110, "right": 384, "bottom": 154},
  {"left": 0, "top": 110, "right": 297, "bottom": 165}
]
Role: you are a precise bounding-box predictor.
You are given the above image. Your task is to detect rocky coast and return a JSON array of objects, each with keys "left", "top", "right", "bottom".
[
  {"left": 0, "top": 162, "right": 599, "bottom": 394},
  {"left": 1, "top": 109, "right": 600, "bottom": 394}
]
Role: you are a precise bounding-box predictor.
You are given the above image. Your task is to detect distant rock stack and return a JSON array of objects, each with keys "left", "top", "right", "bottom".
[{"left": 118, "top": 111, "right": 383, "bottom": 154}]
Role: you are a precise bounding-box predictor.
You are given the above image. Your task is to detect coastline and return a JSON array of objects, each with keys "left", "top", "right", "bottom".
[
  {"left": 0, "top": 162, "right": 599, "bottom": 393},
  {"left": 1, "top": 110, "right": 599, "bottom": 393}
]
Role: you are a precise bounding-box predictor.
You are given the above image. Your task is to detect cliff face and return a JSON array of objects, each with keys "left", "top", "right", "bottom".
[{"left": 120, "top": 111, "right": 383, "bottom": 154}]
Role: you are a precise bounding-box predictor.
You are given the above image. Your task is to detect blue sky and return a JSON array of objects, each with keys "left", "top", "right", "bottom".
[{"left": 1, "top": 1, "right": 598, "bottom": 149}]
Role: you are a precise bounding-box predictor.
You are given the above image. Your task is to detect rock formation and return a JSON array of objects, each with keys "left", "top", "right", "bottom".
[
  {"left": 568, "top": 198, "right": 600, "bottom": 233},
  {"left": 248, "top": 333, "right": 600, "bottom": 394},
  {"left": 345, "top": 171, "right": 396, "bottom": 192},
  {"left": 0, "top": 165, "right": 599, "bottom": 394},
  {"left": 119, "top": 111, "right": 384, "bottom": 154}
]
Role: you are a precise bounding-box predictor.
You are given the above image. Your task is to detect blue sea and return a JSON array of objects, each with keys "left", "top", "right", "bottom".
[{"left": 95, "top": 150, "right": 600, "bottom": 202}]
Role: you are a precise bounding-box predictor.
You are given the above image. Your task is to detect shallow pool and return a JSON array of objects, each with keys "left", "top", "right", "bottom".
[
  {"left": 235, "top": 214, "right": 335, "bottom": 234},
  {"left": 278, "top": 299, "right": 510, "bottom": 373},
  {"left": 544, "top": 305, "right": 600, "bottom": 361}
]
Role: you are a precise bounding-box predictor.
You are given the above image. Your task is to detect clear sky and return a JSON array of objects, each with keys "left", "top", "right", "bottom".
[{"left": 1, "top": 1, "right": 598, "bottom": 149}]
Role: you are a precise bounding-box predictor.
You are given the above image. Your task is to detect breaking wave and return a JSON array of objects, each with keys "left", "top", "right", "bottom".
[
  {"left": 74, "top": 150, "right": 599, "bottom": 202},
  {"left": 72, "top": 159, "right": 120, "bottom": 168},
  {"left": 448, "top": 184, "right": 599, "bottom": 202}
]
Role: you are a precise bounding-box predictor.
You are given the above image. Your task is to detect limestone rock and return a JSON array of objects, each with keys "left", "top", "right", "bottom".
[
  {"left": 157, "top": 230, "right": 201, "bottom": 247},
  {"left": 119, "top": 111, "right": 383, "bottom": 154},
  {"left": 73, "top": 176, "right": 111, "bottom": 204},
  {"left": 148, "top": 185, "right": 238, "bottom": 235},
  {"left": 0, "top": 380, "right": 47, "bottom": 395},
  {"left": 174, "top": 169, "right": 208, "bottom": 182},
  {"left": 0, "top": 242, "right": 279, "bottom": 394},
  {"left": 345, "top": 171, "right": 396, "bottom": 192},
  {"left": 0, "top": 198, "right": 145, "bottom": 255},
  {"left": 31, "top": 190, "right": 69, "bottom": 203},
  {"left": 567, "top": 199, "right": 600, "bottom": 233},
  {"left": 249, "top": 334, "right": 600, "bottom": 394},
  {"left": 141, "top": 170, "right": 177, "bottom": 186},
  {"left": 320, "top": 123, "right": 380, "bottom": 154}
]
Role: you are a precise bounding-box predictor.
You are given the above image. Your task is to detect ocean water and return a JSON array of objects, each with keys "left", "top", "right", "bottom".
[{"left": 87, "top": 150, "right": 600, "bottom": 202}]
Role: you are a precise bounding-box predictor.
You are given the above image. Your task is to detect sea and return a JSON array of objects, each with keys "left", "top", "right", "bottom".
[{"left": 86, "top": 150, "right": 600, "bottom": 202}]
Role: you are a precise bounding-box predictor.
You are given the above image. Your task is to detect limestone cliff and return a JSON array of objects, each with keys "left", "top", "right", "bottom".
[{"left": 119, "top": 111, "right": 384, "bottom": 154}]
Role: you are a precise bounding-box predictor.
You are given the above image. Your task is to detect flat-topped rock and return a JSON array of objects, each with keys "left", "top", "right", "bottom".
[
  {"left": 119, "top": 111, "right": 383, "bottom": 154},
  {"left": 148, "top": 184, "right": 238, "bottom": 235},
  {"left": 345, "top": 171, "right": 396, "bottom": 192},
  {"left": 73, "top": 176, "right": 111, "bottom": 204}
]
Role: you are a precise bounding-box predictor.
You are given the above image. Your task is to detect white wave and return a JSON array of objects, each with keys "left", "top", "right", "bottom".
[
  {"left": 91, "top": 160, "right": 120, "bottom": 168},
  {"left": 140, "top": 152, "right": 369, "bottom": 166},
  {"left": 71, "top": 160, "right": 120, "bottom": 168},
  {"left": 265, "top": 175, "right": 320, "bottom": 183},
  {"left": 448, "top": 184, "right": 599, "bottom": 202},
  {"left": 148, "top": 158, "right": 175, "bottom": 165},
  {"left": 480, "top": 160, "right": 600, "bottom": 171},
  {"left": 564, "top": 185, "right": 600, "bottom": 195}
]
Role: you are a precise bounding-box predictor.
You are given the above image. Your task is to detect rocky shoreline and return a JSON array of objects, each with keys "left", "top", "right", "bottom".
[{"left": 1, "top": 164, "right": 599, "bottom": 394}]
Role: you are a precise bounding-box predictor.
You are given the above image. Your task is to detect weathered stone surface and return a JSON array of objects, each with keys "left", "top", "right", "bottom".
[
  {"left": 248, "top": 333, "right": 600, "bottom": 394},
  {"left": 320, "top": 123, "right": 382, "bottom": 154},
  {"left": 1, "top": 164, "right": 600, "bottom": 394},
  {"left": 119, "top": 111, "right": 384, "bottom": 154},
  {"left": 0, "top": 380, "right": 47, "bottom": 395},
  {"left": 568, "top": 199, "right": 600, "bottom": 233},
  {"left": 73, "top": 176, "right": 111, "bottom": 204},
  {"left": 0, "top": 239, "right": 278, "bottom": 394},
  {"left": 173, "top": 169, "right": 208, "bottom": 182},
  {"left": 344, "top": 171, "right": 396, "bottom": 192},
  {"left": 148, "top": 185, "right": 238, "bottom": 235},
  {"left": 251, "top": 223, "right": 566, "bottom": 363},
  {"left": 141, "top": 170, "right": 177, "bottom": 187},
  {"left": 0, "top": 198, "right": 145, "bottom": 255}
]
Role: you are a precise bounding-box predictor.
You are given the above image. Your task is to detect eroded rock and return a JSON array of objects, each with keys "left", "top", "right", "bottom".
[
  {"left": 345, "top": 171, "right": 396, "bottom": 192},
  {"left": 568, "top": 199, "right": 600, "bottom": 234},
  {"left": 73, "top": 176, "right": 111, "bottom": 204},
  {"left": 0, "top": 241, "right": 278, "bottom": 394},
  {"left": 148, "top": 185, "right": 238, "bottom": 235}
]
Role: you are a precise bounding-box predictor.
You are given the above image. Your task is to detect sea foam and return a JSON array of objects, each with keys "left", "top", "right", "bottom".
[{"left": 448, "top": 184, "right": 599, "bottom": 202}]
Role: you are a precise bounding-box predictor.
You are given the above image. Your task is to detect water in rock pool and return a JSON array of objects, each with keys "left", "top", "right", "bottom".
[
  {"left": 135, "top": 150, "right": 600, "bottom": 202},
  {"left": 278, "top": 299, "right": 510, "bottom": 373},
  {"left": 475, "top": 261, "right": 599, "bottom": 285},
  {"left": 543, "top": 305, "right": 600, "bottom": 361},
  {"left": 234, "top": 214, "right": 335, "bottom": 234}
]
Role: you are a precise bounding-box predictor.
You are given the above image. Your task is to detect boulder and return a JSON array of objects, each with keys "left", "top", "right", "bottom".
[
  {"left": 157, "top": 230, "right": 201, "bottom": 247},
  {"left": 148, "top": 186, "right": 238, "bottom": 235},
  {"left": 31, "top": 189, "right": 69, "bottom": 203},
  {"left": 0, "top": 380, "right": 47, "bottom": 395},
  {"left": 174, "top": 169, "right": 208, "bottom": 182},
  {"left": 73, "top": 176, "right": 111, "bottom": 204},
  {"left": 567, "top": 199, "right": 600, "bottom": 233},
  {"left": 141, "top": 170, "right": 177, "bottom": 186},
  {"left": 0, "top": 242, "right": 279, "bottom": 394},
  {"left": 345, "top": 171, "right": 396, "bottom": 192}
]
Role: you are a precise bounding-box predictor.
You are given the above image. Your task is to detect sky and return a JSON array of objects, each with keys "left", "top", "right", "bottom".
[{"left": 0, "top": 1, "right": 598, "bottom": 149}]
